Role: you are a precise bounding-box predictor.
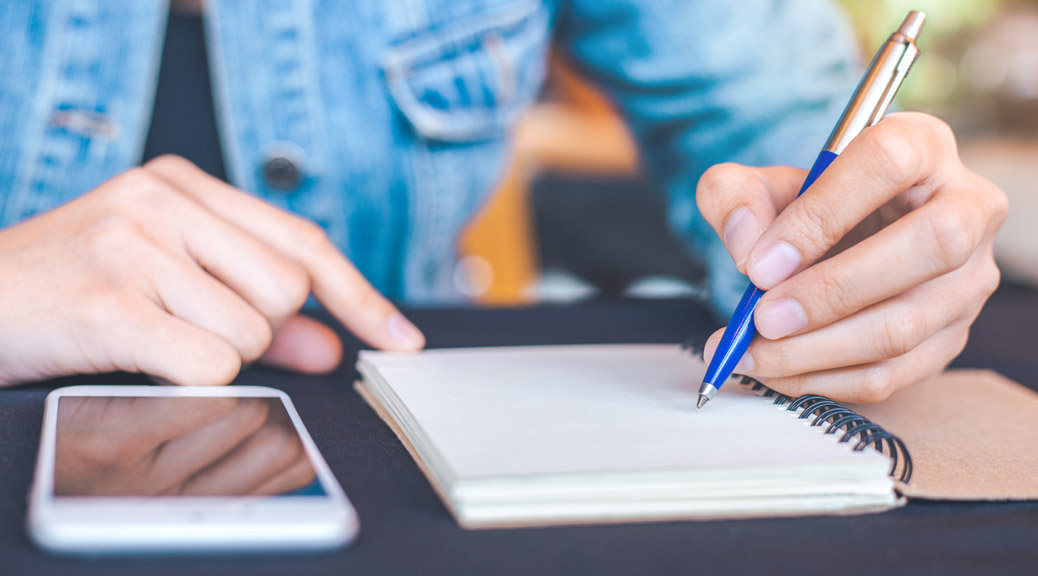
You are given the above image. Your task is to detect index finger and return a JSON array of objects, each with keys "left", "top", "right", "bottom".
[
  {"left": 744, "top": 112, "right": 957, "bottom": 290},
  {"left": 143, "top": 156, "right": 425, "bottom": 351}
]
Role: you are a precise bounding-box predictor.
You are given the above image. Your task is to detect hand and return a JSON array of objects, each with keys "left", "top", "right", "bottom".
[
  {"left": 697, "top": 113, "right": 1008, "bottom": 403},
  {"left": 54, "top": 396, "right": 317, "bottom": 496},
  {"left": 0, "top": 155, "right": 425, "bottom": 387}
]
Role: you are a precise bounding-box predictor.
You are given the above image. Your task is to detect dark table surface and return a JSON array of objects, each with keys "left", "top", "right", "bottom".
[{"left": 3, "top": 282, "right": 1038, "bottom": 576}]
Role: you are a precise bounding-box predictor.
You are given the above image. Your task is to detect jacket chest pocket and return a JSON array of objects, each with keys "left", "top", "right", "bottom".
[{"left": 382, "top": 1, "right": 551, "bottom": 143}]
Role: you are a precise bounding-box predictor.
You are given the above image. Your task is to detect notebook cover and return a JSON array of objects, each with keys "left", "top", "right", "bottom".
[{"left": 850, "top": 369, "right": 1038, "bottom": 500}]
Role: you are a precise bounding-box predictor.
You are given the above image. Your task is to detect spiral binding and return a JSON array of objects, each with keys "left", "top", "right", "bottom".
[{"left": 681, "top": 338, "right": 912, "bottom": 483}]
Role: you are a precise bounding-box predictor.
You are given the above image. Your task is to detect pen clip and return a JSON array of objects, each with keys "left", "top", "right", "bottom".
[
  {"left": 823, "top": 11, "right": 925, "bottom": 154},
  {"left": 866, "top": 36, "right": 921, "bottom": 128}
]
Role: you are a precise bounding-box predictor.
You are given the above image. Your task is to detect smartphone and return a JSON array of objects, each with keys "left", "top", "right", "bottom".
[{"left": 28, "top": 385, "right": 359, "bottom": 554}]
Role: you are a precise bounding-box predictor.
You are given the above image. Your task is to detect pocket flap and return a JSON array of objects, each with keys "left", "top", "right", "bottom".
[{"left": 382, "top": 1, "right": 550, "bottom": 142}]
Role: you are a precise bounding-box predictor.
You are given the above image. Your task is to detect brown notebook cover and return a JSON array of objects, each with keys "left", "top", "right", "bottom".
[{"left": 851, "top": 369, "right": 1038, "bottom": 500}]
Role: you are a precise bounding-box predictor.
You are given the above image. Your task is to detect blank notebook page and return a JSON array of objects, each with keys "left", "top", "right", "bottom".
[{"left": 359, "top": 345, "right": 892, "bottom": 483}]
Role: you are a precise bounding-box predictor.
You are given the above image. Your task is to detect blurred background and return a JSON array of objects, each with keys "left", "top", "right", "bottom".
[{"left": 457, "top": 0, "right": 1038, "bottom": 306}]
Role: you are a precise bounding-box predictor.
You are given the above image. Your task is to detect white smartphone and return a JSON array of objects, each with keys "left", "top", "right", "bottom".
[{"left": 28, "top": 385, "right": 359, "bottom": 554}]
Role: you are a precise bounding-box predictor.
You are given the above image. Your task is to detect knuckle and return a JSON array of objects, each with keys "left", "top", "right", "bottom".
[
  {"left": 701, "top": 165, "right": 751, "bottom": 202},
  {"left": 926, "top": 202, "right": 976, "bottom": 270},
  {"left": 250, "top": 261, "right": 310, "bottom": 325},
  {"left": 114, "top": 166, "right": 160, "bottom": 189},
  {"left": 102, "top": 168, "right": 178, "bottom": 218},
  {"left": 210, "top": 352, "right": 242, "bottom": 385},
  {"left": 695, "top": 165, "right": 723, "bottom": 210},
  {"left": 920, "top": 113, "right": 957, "bottom": 156},
  {"left": 988, "top": 186, "right": 1010, "bottom": 228},
  {"left": 812, "top": 267, "right": 858, "bottom": 320},
  {"left": 879, "top": 306, "right": 928, "bottom": 359},
  {"left": 103, "top": 169, "right": 155, "bottom": 204},
  {"left": 952, "top": 327, "right": 970, "bottom": 358},
  {"left": 236, "top": 313, "right": 274, "bottom": 363},
  {"left": 696, "top": 163, "right": 762, "bottom": 224},
  {"left": 294, "top": 218, "right": 333, "bottom": 253},
  {"left": 786, "top": 201, "right": 840, "bottom": 257},
  {"left": 193, "top": 339, "right": 242, "bottom": 385},
  {"left": 902, "top": 112, "right": 955, "bottom": 150},
  {"left": 143, "top": 154, "right": 194, "bottom": 173},
  {"left": 858, "top": 364, "right": 895, "bottom": 403},
  {"left": 979, "top": 261, "right": 1001, "bottom": 297},
  {"left": 696, "top": 162, "right": 743, "bottom": 201},
  {"left": 270, "top": 262, "right": 311, "bottom": 317},
  {"left": 866, "top": 119, "right": 923, "bottom": 186},
  {"left": 80, "top": 216, "right": 151, "bottom": 259}
]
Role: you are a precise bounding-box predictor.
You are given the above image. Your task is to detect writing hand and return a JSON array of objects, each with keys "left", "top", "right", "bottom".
[{"left": 696, "top": 113, "right": 1007, "bottom": 402}]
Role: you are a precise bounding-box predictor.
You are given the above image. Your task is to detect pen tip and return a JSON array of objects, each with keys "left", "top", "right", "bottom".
[
  {"left": 897, "top": 11, "right": 926, "bottom": 41},
  {"left": 696, "top": 382, "right": 718, "bottom": 409}
]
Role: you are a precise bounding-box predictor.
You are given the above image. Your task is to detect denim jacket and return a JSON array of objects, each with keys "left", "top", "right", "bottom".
[{"left": 0, "top": 0, "right": 860, "bottom": 315}]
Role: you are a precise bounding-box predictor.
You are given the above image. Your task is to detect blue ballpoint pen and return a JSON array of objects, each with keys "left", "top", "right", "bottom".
[{"left": 697, "top": 11, "right": 926, "bottom": 409}]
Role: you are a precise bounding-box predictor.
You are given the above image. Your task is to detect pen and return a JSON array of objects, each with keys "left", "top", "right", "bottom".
[{"left": 697, "top": 11, "right": 926, "bottom": 409}]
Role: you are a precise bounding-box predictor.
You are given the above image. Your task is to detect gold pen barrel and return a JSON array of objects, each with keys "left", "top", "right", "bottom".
[{"left": 823, "top": 11, "right": 925, "bottom": 154}]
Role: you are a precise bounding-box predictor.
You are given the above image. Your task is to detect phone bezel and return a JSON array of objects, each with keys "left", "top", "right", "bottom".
[{"left": 28, "top": 385, "right": 359, "bottom": 554}]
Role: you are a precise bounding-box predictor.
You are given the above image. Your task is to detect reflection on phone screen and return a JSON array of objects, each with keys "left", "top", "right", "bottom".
[{"left": 54, "top": 397, "right": 324, "bottom": 498}]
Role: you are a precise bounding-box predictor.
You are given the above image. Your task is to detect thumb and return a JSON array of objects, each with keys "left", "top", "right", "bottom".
[
  {"left": 695, "top": 164, "right": 806, "bottom": 272},
  {"left": 260, "top": 315, "right": 343, "bottom": 374}
]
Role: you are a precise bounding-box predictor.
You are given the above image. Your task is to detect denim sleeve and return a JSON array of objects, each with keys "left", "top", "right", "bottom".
[{"left": 556, "top": 0, "right": 862, "bottom": 318}]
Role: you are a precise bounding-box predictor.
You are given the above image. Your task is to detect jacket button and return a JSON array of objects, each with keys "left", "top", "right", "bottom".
[{"left": 261, "top": 148, "right": 304, "bottom": 191}]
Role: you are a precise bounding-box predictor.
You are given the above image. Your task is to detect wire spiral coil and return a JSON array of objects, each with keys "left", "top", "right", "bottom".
[{"left": 682, "top": 340, "right": 912, "bottom": 483}]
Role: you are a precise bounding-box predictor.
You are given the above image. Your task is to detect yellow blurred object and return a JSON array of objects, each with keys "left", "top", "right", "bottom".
[
  {"left": 458, "top": 57, "right": 639, "bottom": 305},
  {"left": 456, "top": 157, "right": 539, "bottom": 305}
]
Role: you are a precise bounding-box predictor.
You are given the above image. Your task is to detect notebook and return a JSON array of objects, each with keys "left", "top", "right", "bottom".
[{"left": 355, "top": 344, "right": 1038, "bottom": 528}]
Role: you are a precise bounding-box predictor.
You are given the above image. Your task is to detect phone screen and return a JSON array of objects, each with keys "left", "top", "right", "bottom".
[{"left": 53, "top": 396, "right": 327, "bottom": 498}]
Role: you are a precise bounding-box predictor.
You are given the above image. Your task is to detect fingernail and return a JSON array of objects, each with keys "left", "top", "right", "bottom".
[
  {"left": 386, "top": 313, "right": 424, "bottom": 349},
  {"left": 733, "top": 352, "right": 754, "bottom": 374},
  {"left": 750, "top": 241, "right": 801, "bottom": 289},
  {"left": 754, "top": 298, "right": 807, "bottom": 339},
  {"left": 723, "top": 207, "right": 760, "bottom": 266}
]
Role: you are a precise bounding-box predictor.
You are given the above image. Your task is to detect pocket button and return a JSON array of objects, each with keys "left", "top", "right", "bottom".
[{"left": 262, "top": 150, "right": 304, "bottom": 192}]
